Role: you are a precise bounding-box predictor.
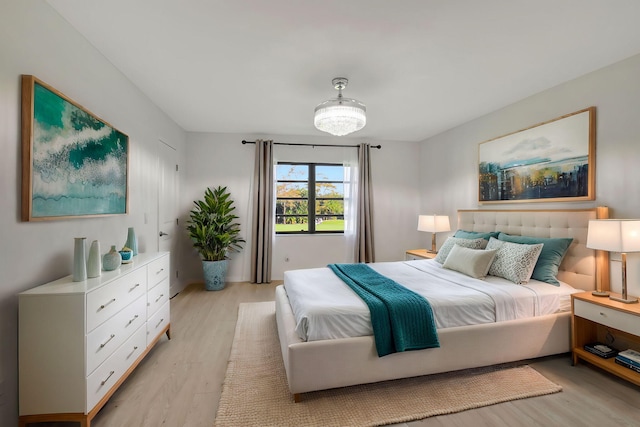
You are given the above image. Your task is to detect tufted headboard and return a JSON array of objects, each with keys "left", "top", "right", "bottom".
[{"left": 457, "top": 207, "right": 609, "bottom": 292}]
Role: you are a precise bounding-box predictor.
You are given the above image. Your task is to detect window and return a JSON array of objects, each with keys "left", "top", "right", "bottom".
[{"left": 276, "top": 162, "right": 345, "bottom": 233}]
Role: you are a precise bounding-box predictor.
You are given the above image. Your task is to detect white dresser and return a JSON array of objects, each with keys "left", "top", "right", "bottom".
[{"left": 18, "top": 252, "right": 170, "bottom": 427}]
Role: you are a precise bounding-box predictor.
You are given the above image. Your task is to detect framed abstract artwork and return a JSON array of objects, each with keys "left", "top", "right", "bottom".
[
  {"left": 21, "top": 75, "right": 129, "bottom": 221},
  {"left": 478, "top": 107, "right": 595, "bottom": 204}
]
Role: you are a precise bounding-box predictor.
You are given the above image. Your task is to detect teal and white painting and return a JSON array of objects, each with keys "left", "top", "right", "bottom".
[
  {"left": 22, "top": 76, "right": 128, "bottom": 220},
  {"left": 478, "top": 108, "right": 594, "bottom": 203}
]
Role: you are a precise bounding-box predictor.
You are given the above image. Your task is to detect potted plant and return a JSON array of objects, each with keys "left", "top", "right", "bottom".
[{"left": 187, "top": 186, "right": 245, "bottom": 290}]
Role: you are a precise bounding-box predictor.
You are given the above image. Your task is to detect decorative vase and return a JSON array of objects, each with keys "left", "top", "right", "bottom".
[
  {"left": 102, "top": 245, "right": 122, "bottom": 271},
  {"left": 87, "top": 240, "right": 102, "bottom": 278},
  {"left": 72, "top": 237, "right": 87, "bottom": 282},
  {"left": 119, "top": 249, "right": 133, "bottom": 264},
  {"left": 125, "top": 227, "right": 138, "bottom": 256},
  {"left": 202, "top": 259, "right": 228, "bottom": 291}
]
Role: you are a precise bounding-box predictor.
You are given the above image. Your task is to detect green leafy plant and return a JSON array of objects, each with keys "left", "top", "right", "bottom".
[{"left": 187, "top": 186, "right": 245, "bottom": 261}]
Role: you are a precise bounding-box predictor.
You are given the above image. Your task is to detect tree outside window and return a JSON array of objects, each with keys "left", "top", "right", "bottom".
[{"left": 276, "top": 163, "right": 344, "bottom": 233}]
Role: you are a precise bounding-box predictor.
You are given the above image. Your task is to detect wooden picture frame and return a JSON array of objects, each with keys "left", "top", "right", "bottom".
[
  {"left": 478, "top": 107, "right": 595, "bottom": 204},
  {"left": 21, "top": 75, "right": 129, "bottom": 221}
]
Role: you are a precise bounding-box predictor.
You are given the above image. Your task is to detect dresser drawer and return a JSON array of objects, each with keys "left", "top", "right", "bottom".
[
  {"left": 574, "top": 299, "right": 640, "bottom": 336},
  {"left": 147, "top": 278, "right": 169, "bottom": 318},
  {"left": 86, "top": 294, "right": 146, "bottom": 375},
  {"left": 86, "top": 324, "right": 146, "bottom": 411},
  {"left": 147, "top": 300, "right": 170, "bottom": 346},
  {"left": 86, "top": 268, "right": 147, "bottom": 332},
  {"left": 148, "top": 255, "right": 170, "bottom": 288}
]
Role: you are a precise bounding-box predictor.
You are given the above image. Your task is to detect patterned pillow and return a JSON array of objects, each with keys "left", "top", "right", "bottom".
[
  {"left": 485, "top": 237, "right": 543, "bottom": 284},
  {"left": 442, "top": 245, "right": 498, "bottom": 279},
  {"left": 434, "top": 237, "right": 488, "bottom": 264},
  {"left": 497, "top": 233, "right": 573, "bottom": 286}
]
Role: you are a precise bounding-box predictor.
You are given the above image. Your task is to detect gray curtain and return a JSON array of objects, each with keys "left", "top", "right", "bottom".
[
  {"left": 250, "top": 139, "right": 274, "bottom": 283},
  {"left": 355, "top": 143, "right": 375, "bottom": 263}
]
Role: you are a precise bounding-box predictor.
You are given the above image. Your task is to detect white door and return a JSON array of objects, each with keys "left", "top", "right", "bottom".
[{"left": 158, "top": 140, "right": 179, "bottom": 296}]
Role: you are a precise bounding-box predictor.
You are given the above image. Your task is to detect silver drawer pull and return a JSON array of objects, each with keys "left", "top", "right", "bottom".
[
  {"left": 156, "top": 318, "right": 164, "bottom": 328},
  {"left": 156, "top": 268, "right": 164, "bottom": 275},
  {"left": 129, "top": 283, "right": 141, "bottom": 292},
  {"left": 101, "top": 370, "right": 115, "bottom": 386},
  {"left": 100, "top": 334, "right": 116, "bottom": 348},
  {"left": 127, "top": 346, "right": 139, "bottom": 359},
  {"left": 99, "top": 298, "right": 116, "bottom": 310},
  {"left": 155, "top": 294, "right": 164, "bottom": 303},
  {"left": 127, "top": 314, "right": 139, "bottom": 325}
]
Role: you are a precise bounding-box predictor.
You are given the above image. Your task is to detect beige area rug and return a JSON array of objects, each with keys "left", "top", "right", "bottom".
[{"left": 214, "top": 302, "right": 562, "bottom": 427}]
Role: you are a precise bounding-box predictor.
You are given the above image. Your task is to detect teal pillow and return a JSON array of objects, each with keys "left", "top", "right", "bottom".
[
  {"left": 453, "top": 230, "right": 500, "bottom": 241},
  {"left": 497, "top": 233, "right": 573, "bottom": 286}
]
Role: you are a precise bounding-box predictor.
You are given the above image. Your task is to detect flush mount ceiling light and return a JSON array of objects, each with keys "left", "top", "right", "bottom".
[{"left": 314, "top": 77, "right": 366, "bottom": 136}]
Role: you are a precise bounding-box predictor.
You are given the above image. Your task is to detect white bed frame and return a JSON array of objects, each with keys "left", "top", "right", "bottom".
[{"left": 275, "top": 208, "right": 609, "bottom": 401}]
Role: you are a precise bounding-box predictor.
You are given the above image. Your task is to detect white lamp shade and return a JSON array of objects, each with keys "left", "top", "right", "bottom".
[
  {"left": 417, "top": 215, "right": 451, "bottom": 233},
  {"left": 586, "top": 219, "right": 640, "bottom": 252}
]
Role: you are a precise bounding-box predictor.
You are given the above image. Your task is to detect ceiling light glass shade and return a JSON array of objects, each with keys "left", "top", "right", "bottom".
[
  {"left": 314, "top": 78, "right": 366, "bottom": 136},
  {"left": 314, "top": 98, "right": 366, "bottom": 136}
]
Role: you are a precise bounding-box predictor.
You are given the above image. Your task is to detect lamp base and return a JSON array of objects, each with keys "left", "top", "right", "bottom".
[
  {"left": 592, "top": 290, "right": 610, "bottom": 297},
  {"left": 609, "top": 295, "right": 639, "bottom": 304}
]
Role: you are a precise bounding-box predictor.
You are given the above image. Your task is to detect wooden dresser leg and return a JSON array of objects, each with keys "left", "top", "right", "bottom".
[
  {"left": 293, "top": 393, "right": 301, "bottom": 403},
  {"left": 166, "top": 325, "right": 171, "bottom": 340}
]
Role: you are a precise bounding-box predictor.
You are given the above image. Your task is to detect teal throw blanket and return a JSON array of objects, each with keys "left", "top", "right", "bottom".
[{"left": 328, "top": 263, "right": 439, "bottom": 357}]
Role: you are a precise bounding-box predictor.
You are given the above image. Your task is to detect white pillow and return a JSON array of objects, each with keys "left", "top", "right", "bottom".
[
  {"left": 485, "top": 237, "right": 543, "bottom": 284},
  {"left": 442, "top": 244, "right": 498, "bottom": 279},
  {"left": 434, "top": 237, "right": 488, "bottom": 264}
]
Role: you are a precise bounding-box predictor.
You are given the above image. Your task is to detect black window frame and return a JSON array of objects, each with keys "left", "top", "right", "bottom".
[{"left": 275, "top": 162, "right": 345, "bottom": 234}]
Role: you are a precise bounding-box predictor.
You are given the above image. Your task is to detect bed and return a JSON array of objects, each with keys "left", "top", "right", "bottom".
[{"left": 275, "top": 208, "right": 610, "bottom": 401}]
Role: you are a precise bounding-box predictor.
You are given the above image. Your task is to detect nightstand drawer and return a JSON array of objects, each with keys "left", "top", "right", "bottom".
[
  {"left": 574, "top": 299, "right": 640, "bottom": 336},
  {"left": 405, "top": 249, "right": 437, "bottom": 260}
]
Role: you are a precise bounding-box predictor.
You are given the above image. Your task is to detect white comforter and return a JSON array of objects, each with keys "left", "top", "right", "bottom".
[{"left": 284, "top": 259, "right": 579, "bottom": 342}]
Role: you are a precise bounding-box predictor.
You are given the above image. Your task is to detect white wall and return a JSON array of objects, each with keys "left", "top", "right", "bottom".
[
  {"left": 182, "top": 133, "right": 422, "bottom": 283},
  {"left": 0, "top": 3, "right": 187, "bottom": 425},
  {"left": 419, "top": 53, "right": 640, "bottom": 297}
]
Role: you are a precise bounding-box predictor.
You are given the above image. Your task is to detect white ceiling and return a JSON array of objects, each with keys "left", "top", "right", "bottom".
[{"left": 47, "top": 0, "right": 640, "bottom": 142}]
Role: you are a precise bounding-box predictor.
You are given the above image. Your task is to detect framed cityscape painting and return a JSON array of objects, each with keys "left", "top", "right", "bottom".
[
  {"left": 21, "top": 75, "right": 129, "bottom": 221},
  {"left": 478, "top": 107, "right": 595, "bottom": 204}
]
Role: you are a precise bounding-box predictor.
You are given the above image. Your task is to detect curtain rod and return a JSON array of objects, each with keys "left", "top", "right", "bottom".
[{"left": 241, "top": 140, "right": 381, "bottom": 149}]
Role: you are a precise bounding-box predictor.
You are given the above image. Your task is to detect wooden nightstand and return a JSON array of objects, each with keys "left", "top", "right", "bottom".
[
  {"left": 571, "top": 291, "right": 640, "bottom": 386},
  {"left": 405, "top": 249, "right": 437, "bottom": 260}
]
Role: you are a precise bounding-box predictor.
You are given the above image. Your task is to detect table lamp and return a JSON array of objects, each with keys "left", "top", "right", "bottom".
[
  {"left": 417, "top": 214, "right": 451, "bottom": 253},
  {"left": 586, "top": 219, "right": 640, "bottom": 303}
]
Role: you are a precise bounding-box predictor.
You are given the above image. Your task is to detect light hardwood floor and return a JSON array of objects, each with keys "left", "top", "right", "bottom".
[{"left": 82, "top": 281, "right": 640, "bottom": 427}]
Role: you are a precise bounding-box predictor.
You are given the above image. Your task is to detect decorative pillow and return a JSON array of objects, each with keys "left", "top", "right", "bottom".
[
  {"left": 485, "top": 237, "right": 543, "bottom": 284},
  {"left": 453, "top": 229, "right": 500, "bottom": 241},
  {"left": 434, "top": 237, "right": 488, "bottom": 264},
  {"left": 442, "top": 245, "right": 498, "bottom": 279},
  {"left": 498, "top": 233, "right": 573, "bottom": 286}
]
